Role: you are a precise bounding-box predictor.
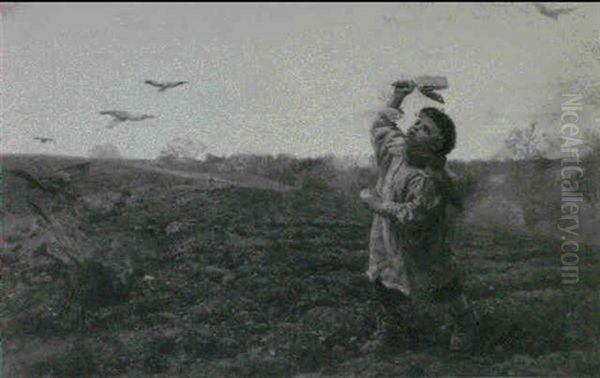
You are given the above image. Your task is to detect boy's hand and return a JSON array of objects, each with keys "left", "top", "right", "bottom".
[
  {"left": 387, "top": 80, "right": 416, "bottom": 109},
  {"left": 360, "top": 188, "right": 380, "bottom": 209},
  {"left": 391, "top": 79, "right": 417, "bottom": 95}
]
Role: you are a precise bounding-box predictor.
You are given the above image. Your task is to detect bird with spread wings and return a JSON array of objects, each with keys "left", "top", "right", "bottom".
[
  {"left": 99, "top": 110, "right": 155, "bottom": 129},
  {"left": 533, "top": 3, "right": 577, "bottom": 21},
  {"left": 144, "top": 80, "right": 188, "bottom": 92},
  {"left": 33, "top": 137, "right": 54, "bottom": 144}
]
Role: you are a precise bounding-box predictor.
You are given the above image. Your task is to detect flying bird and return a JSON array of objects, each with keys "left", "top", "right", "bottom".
[
  {"left": 34, "top": 137, "right": 54, "bottom": 144},
  {"left": 533, "top": 3, "right": 577, "bottom": 21},
  {"left": 382, "top": 15, "right": 397, "bottom": 25},
  {"left": 144, "top": 80, "right": 188, "bottom": 92},
  {"left": 418, "top": 87, "right": 445, "bottom": 104},
  {"left": 99, "top": 110, "right": 155, "bottom": 129}
]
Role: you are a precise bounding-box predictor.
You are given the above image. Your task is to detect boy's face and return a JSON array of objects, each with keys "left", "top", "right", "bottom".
[{"left": 407, "top": 113, "right": 444, "bottom": 152}]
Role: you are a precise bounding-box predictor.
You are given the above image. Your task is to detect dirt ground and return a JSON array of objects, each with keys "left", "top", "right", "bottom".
[{"left": 3, "top": 155, "right": 599, "bottom": 377}]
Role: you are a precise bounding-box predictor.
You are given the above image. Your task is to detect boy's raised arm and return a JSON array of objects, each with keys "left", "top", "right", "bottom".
[{"left": 371, "top": 81, "right": 416, "bottom": 164}]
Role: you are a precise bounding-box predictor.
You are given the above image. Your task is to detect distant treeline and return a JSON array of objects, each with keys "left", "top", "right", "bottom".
[{"left": 158, "top": 151, "right": 600, "bottom": 237}]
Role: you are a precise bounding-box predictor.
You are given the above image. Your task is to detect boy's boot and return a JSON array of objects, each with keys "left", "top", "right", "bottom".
[{"left": 448, "top": 295, "right": 480, "bottom": 352}]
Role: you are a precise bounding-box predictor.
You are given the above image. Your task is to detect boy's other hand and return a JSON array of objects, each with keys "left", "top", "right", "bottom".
[
  {"left": 360, "top": 188, "right": 380, "bottom": 208},
  {"left": 391, "top": 80, "right": 417, "bottom": 96},
  {"left": 387, "top": 80, "right": 416, "bottom": 109}
]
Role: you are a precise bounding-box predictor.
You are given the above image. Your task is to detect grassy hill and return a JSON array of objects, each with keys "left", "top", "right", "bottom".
[{"left": 2, "top": 154, "right": 600, "bottom": 376}]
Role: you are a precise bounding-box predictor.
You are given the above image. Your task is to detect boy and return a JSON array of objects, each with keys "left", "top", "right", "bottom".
[{"left": 360, "top": 80, "right": 479, "bottom": 352}]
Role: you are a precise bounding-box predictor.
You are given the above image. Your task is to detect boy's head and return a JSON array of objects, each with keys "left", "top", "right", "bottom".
[{"left": 407, "top": 107, "right": 456, "bottom": 157}]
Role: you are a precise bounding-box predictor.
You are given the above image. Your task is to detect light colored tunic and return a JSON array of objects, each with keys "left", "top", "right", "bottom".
[{"left": 366, "top": 109, "right": 461, "bottom": 298}]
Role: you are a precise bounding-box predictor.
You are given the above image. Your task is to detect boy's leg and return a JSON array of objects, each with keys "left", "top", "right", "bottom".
[
  {"left": 448, "top": 295, "right": 480, "bottom": 352},
  {"left": 361, "top": 280, "right": 410, "bottom": 353},
  {"left": 432, "top": 277, "right": 480, "bottom": 352}
]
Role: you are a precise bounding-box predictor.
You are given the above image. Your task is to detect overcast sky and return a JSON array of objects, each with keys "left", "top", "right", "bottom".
[{"left": 3, "top": 3, "right": 600, "bottom": 161}]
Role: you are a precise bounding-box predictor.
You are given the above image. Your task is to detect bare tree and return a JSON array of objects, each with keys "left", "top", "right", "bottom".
[
  {"left": 159, "top": 137, "right": 206, "bottom": 162},
  {"left": 88, "top": 143, "right": 122, "bottom": 159},
  {"left": 504, "top": 121, "right": 545, "bottom": 160}
]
